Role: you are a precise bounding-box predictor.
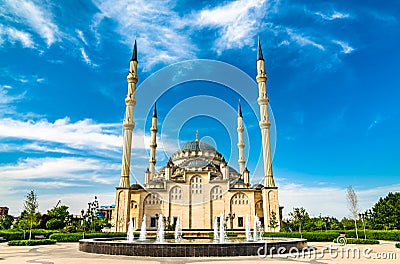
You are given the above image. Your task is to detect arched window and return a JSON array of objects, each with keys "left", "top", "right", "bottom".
[
  {"left": 211, "top": 186, "right": 222, "bottom": 200},
  {"left": 256, "top": 200, "right": 263, "bottom": 209},
  {"left": 231, "top": 192, "right": 248, "bottom": 205},
  {"left": 170, "top": 186, "right": 182, "bottom": 200},
  {"left": 144, "top": 193, "right": 161, "bottom": 205},
  {"left": 131, "top": 200, "right": 138, "bottom": 209},
  {"left": 191, "top": 176, "right": 202, "bottom": 194}
]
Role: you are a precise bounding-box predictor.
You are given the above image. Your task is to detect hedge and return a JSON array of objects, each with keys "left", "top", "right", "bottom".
[
  {"left": 333, "top": 238, "right": 379, "bottom": 244},
  {"left": 396, "top": 243, "right": 400, "bottom": 249},
  {"left": 263, "top": 230, "right": 400, "bottom": 242},
  {"left": 263, "top": 231, "right": 339, "bottom": 241},
  {"left": 0, "top": 230, "right": 59, "bottom": 241},
  {"left": 49, "top": 232, "right": 135, "bottom": 242},
  {"left": 8, "top": 239, "right": 57, "bottom": 246}
]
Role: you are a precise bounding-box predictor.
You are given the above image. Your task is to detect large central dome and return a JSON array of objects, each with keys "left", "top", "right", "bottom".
[{"left": 180, "top": 140, "right": 216, "bottom": 151}]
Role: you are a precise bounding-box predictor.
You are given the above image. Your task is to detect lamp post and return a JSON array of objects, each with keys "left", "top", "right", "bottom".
[
  {"left": 81, "top": 209, "right": 88, "bottom": 239},
  {"left": 323, "top": 217, "right": 331, "bottom": 231},
  {"left": 358, "top": 213, "right": 367, "bottom": 239},
  {"left": 225, "top": 213, "right": 236, "bottom": 230}
]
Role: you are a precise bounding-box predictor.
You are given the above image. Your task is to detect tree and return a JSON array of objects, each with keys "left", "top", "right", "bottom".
[
  {"left": 315, "top": 217, "right": 325, "bottom": 231},
  {"left": 46, "top": 205, "right": 70, "bottom": 230},
  {"left": 369, "top": 192, "right": 400, "bottom": 230},
  {"left": 268, "top": 211, "right": 279, "bottom": 231},
  {"left": 346, "top": 186, "right": 359, "bottom": 239},
  {"left": 288, "top": 207, "right": 309, "bottom": 238},
  {"left": 82, "top": 196, "right": 111, "bottom": 232},
  {"left": 22, "top": 190, "right": 40, "bottom": 240},
  {"left": 0, "top": 215, "right": 14, "bottom": 229}
]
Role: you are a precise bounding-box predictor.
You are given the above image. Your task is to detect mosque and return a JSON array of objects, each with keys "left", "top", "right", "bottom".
[{"left": 111, "top": 39, "right": 282, "bottom": 232}]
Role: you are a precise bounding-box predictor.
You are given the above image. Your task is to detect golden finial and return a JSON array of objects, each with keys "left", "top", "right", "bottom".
[{"left": 195, "top": 130, "right": 199, "bottom": 142}]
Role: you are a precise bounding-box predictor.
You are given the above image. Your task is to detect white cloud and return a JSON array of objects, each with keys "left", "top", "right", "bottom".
[
  {"left": 76, "top": 29, "right": 88, "bottom": 45},
  {"left": 314, "top": 10, "right": 350, "bottom": 21},
  {"left": 286, "top": 28, "right": 325, "bottom": 51},
  {"left": 192, "top": 0, "right": 268, "bottom": 54},
  {"left": 80, "top": 47, "right": 97, "bottom": 67},
  {"left": 0, "top": 86, "right": 25, "bottom": 105},
  {"left": 0, "top": 25, "right": 34, "bottom": 48},
  {"left": 0, "top": 116, "right": 177, "bottom": 155},
  {"left": 92, "top": 0, "right": 197, "bottom": 71},
  {"left": 333, "top": 40, "right": 355, "bottom": 54},
  {"left": 0, "top": 157, "right": 118, "bottom": 182},
  {"left": 3, "top": 0, "right": 60, "bottom": 46},
  {"left": 0, "top": 117, "right": 121, "bottom": 151},
  {"left": 0, "top": 156, "right": 119, "bottom": 215}
]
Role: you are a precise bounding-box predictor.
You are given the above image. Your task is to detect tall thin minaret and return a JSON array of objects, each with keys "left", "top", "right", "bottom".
[
  {"left": 256, "top": 37, "right": 275, "bottom": 188},
  {"left": 113, "top": 39, "right": 138, "bottom": 232},
  {"left": 237, "top": 99, "right": 246, "bottom": 176},
  {"left": 149, "top": 102, "right": 158, "bottom": 178},
  {"left": 119, "top": 39, "right": 138, "bottom": 188},
  {"left": 257, "top": 37, "right": 280, "bottom": 232}
]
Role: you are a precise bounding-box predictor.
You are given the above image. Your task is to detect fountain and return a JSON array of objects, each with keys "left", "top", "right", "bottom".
[
  {"left": 219, "top": 213, "right": 226, "bottom": 243},
  {"left": 253, "top": 215, "right": 259, "bottom": 242},
  {"left": 155, "top": 214, "right": 165, "bottom": 243},
  {"left": 80, "top": 212, "right": 307, "bottom": 257},
  {"left": 138, "top": 215, "right": 146, "bottom": 241},
  {"left": 127, "top": 217, "right": 134, "bottom": 242},
  {"left": 213, "top": 216, "right": 219, "bottom": 241},
  {"left": 174, "top": 216, "right": 182, "bottom": 242},
  {"left": 245, "top": 215, "right": 251, "bottom": 242},
  {"left": 257, "top": 219, "right": 263, "bottom": 241}
]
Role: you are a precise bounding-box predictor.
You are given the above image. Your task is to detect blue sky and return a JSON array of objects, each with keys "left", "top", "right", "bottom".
[{"left": 0, "top": 0, "right": 399, "bottom": 218}]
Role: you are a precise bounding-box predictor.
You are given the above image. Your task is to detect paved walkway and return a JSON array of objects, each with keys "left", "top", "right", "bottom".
[{"left": 0, "top": 241, "right": 398, "bottom": 263}]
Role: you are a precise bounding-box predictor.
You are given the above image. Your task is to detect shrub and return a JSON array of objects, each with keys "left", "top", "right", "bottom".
[
  {"left": 0, "top": 229, "right": 61, "bottom": 241},
  {"left": 8, "top": 239, "right": 57, "bottom": 246},
  {"left": 263, "top": 231, "right": 340, "bottom": 241},
  {"left": 396, "top": 243, "right": 400, "bottom": 249},
  {"left": 0, "top": 230, "right": 24, "bottom": 241},
  {"left": 264, "top": 230, "right": 400, "bottom": 242},
  {"left": 333, "top": 238, "right": 379, "bottom": 244},
  {"left": 164, "top": 232, "right": 175, "bottom": 239},
  {"left": 49, "top": 232, "right": 132, "bottom": 242}
]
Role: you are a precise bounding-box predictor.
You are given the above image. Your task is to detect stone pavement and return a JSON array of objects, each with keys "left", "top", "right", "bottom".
[{"left": 0, "top": 241, "right": 399, "bottom": 264}]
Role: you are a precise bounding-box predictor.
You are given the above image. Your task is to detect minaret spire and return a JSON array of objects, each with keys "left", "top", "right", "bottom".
[
  {"left": 152, "top": 101, "right": 157, "bottom": 118},
  {"left": 257, "top": 36, "right": 264, "bottom": 61},
  {"left": 149, "top": 102, "right": 158, "bottom": 179},
  {"left": 119, "top": 40, "right": 138, "bottom": 188},
  {"left": 131, "top": 38, "right": 137, "bottom": 62},
  {"left": 237, "top": 99, "right": 246, "bottom": 177},
  {"left": 238, "top": 99, "right": 242, "bottom": 117},
  {"left": 256, "top": 37, "right": 275, "bottom": 187}
]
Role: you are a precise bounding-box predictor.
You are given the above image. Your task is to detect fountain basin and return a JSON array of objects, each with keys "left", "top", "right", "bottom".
[{"left": 79, "top": 237, "right": 307, "bottom": 257}]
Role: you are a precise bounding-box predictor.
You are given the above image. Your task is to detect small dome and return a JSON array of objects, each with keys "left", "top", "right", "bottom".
[
  {"left": 130, "top": 183, "right": 144, "bottom": 190},
  {"left": 181, "top": 140, "right": 216, "bottom": 151}
]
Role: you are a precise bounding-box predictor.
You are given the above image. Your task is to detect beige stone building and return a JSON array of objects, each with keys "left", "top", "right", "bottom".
[{"left": 111, "top": 39, "right": 282, "bottom": 232}]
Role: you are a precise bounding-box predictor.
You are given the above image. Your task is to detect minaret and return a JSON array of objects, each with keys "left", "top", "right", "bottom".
[
  {"left": 119, "top": 39, "right": 138, "bottom": 188},
  {"left": 256, "top": 37, "right": 275, "bottom": 187},
  {"left": 113, "top": 40, "right": 138, "bottom": 232},
  {"left": 237, "top": 99, "right": 246, "bottom": 176},
  {"left": 149, "top": 102, "right": 158, "bottom": 178},
  {"left": 257, "top": 37, "right": 280, "bottom": 232}
]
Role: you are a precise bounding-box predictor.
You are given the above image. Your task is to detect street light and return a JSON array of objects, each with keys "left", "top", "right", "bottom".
[
  {"left": 358, "top": 213, "right": 367, "bottom": 240},
  {"left": 225, "top": 213, "right": 236, "bottom": 230},
  {"left": 81, "top": 209, "right": 89, "bottom": 239}
]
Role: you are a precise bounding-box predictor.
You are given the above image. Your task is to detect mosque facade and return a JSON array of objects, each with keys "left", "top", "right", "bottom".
[{"left": 111, "top": 39, "right": 282, "bottom": 232}]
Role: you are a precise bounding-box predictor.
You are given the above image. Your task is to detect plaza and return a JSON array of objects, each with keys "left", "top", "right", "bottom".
[{"left": 0, "top": 241, "right": 398, "bottom": 263}]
